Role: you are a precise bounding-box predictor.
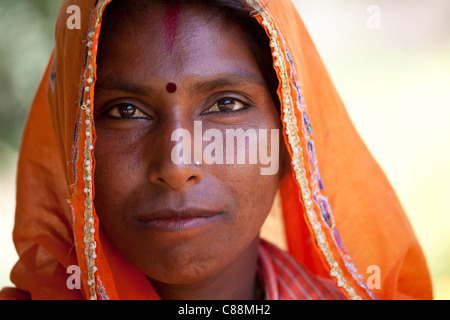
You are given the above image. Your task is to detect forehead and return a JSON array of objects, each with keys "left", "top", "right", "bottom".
[
  {"left": 97, "top": 2, "right": 262, "bottom": 86},
  {"left": 100, "top": 2, "right": 236, "bottom": 52}
]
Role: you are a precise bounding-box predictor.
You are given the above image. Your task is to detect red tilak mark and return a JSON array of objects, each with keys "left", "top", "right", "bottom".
[
  {"left": 163, "top": 4, "right": 181, "bottom": 52},
  {"left": 166, "top": 82, "right": 177, "bottom": 93}
]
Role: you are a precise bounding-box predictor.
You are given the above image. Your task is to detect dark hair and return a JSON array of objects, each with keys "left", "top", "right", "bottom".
[{"left": 99, "top": 0, "right": 280, "bottom": 112}]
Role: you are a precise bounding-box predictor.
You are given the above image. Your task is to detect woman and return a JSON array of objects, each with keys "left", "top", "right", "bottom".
[{"left": 0, "top": 0, "right": 432, "bottom": 300}]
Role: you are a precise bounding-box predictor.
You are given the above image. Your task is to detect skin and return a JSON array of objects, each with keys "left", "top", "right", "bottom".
[{"left": 93, "top": 3, "right": 286, "bottom": 300}]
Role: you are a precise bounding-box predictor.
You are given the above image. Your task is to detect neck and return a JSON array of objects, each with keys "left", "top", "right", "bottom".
[{"left": 149, "top": 237, "right": 260, "bottom": 300}]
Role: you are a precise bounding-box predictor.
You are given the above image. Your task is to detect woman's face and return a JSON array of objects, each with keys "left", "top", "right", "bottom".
[{"left": 94, "top": 3, "right": 282, "bottom": 286}]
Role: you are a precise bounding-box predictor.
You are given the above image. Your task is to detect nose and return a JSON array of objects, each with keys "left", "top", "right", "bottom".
[
  {"left": 147, "top": 124, "right": 203, "bottom": 190},
  {"left": 149, "top": 161, "right": 203, "bottom": 190}
]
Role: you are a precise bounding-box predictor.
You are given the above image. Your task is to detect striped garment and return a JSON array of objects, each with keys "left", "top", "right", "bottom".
[{"left": 257, "top": 240, "right": 346, "bottom": 300}]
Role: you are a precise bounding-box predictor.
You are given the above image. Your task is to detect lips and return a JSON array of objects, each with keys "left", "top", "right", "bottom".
[{"left": 134, "top": 209, "right": 222, "bottom": 232}]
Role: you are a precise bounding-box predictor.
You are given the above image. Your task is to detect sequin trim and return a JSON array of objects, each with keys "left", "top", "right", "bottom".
[
  {"left": 286, "top": 47, "right": 377, "bottom": 300},
  {"left": 78, "top": 0, "right": 112, "bottom": 300}
]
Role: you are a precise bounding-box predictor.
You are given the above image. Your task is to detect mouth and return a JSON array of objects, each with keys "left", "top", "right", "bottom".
[{"left": 134, "top": 209, "right": 222, "bottom": 232}]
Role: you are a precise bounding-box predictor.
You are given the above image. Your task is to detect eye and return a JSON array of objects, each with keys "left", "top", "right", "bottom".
[
  {"left": 203, "top": 98, "right": 249, "bottom": 114},
  {"left": 107, "top": 103, "right": 149, "bottom": 119}
]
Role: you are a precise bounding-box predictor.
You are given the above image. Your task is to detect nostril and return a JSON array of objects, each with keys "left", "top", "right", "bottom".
[{"left": 151, "top": 172, "right": 202, "bottom": 190}]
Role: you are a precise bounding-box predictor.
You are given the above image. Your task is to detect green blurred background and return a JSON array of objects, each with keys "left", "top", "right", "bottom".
[{"left": 0, "top": 0, "right": 449, "bottom": 299}]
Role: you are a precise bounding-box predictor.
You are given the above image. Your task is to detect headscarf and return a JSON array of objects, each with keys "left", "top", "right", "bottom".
[{"left": 0, "top": 0, "right": 432, "bottom": 300}]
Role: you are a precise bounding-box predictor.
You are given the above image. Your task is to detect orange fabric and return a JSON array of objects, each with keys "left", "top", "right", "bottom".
[
  {"left": 265, "top": 0, "right": 432, "bottom": 299},
  {"left": 0, "top": 0, "right": 432, "bottom": 300}
]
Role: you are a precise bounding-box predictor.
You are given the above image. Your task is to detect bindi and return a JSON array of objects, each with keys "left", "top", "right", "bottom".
[
  {"left": 166, "top": 82, "right": 177, "bottom": 93},
  {"left": 163, "top": 4, "right": 181, "bottom": 52}
]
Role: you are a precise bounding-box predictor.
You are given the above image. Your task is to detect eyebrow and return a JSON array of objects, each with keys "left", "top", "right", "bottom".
[
  {"left": 189, "top": 73, "right": 265, "bottom": 95},
  {"left": 94, "top": 72, "right": 266, "bottom": 96},
  {"left": 94, "top": 78, "right": 149, "bottom": 96}
]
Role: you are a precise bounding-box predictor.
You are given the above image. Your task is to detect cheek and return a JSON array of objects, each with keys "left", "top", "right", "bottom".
[
  {"left": 218, "top": 162, "right": 279, "bottom": 234},
  {"left": 93, "top": 130, "right": 146, "bottom": 216},
  {"left": 208, "top": 121, "right": 281, "bottom": 231}
]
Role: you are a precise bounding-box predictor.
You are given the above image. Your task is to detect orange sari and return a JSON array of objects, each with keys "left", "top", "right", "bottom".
[{"left": 0, "top": 0, "right": 432, "bottom": 300}]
